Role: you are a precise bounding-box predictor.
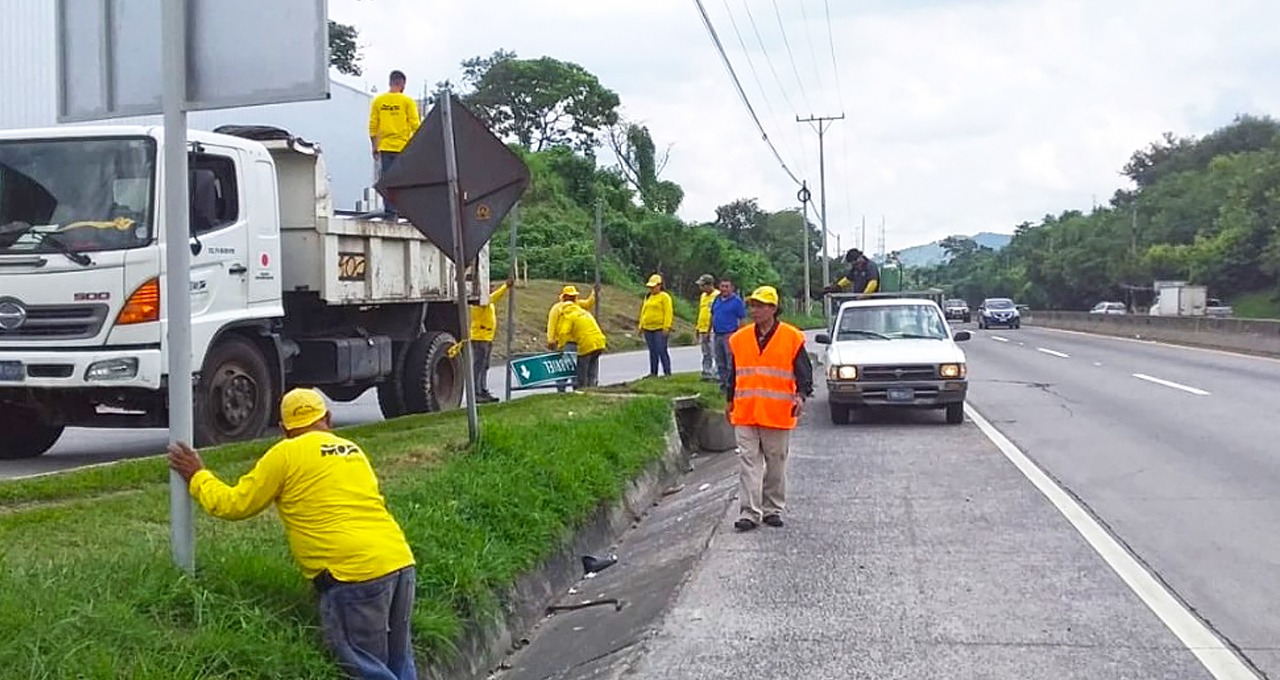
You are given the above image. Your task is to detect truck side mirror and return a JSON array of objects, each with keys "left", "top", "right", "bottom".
[{"left": 815, "top": 332, "right": 831, "bottom": 344}]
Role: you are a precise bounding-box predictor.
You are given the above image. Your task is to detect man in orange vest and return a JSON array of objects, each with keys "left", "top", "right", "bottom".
[{"left": 725, "top": 285, "right": 813, "bottom": 531}]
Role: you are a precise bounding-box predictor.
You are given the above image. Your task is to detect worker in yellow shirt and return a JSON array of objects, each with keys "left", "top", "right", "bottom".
[
  {"left": 369, "top": 69, "right": 421, "bottom": 220},
  {"left": 551, "top": 302, "right": 608, "bottom": 388},
  {"left": 547, "top": 285, "right": 596, "bottom": 393},
  {"left": 695, "top": 273, "right": 717, "bottom": 381},
  {"left": 166, "top": 388, "right": 417, "bottom": 680},
  {"left": 638, "top": 273, "right": 674, "bottom": 377},
  {"left": 464, "top": 277, "right": 514, "bottom": 403}
]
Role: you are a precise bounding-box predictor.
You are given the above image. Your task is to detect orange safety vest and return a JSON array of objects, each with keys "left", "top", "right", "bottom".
[{"left": 728, "top": 321, "right": 805, "bottom": 430}]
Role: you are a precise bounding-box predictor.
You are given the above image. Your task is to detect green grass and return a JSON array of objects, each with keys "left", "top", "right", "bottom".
[
  {"left": 1230, "top": 289, "right": 1280, "bottom": 319},
  {"left": 595, "top": 372, "right": 726, "bottom": 410},
  {"left": 0, "top": 393, "right": 676, "bottom": 679},
  {"left": 782, "top": 311, "right": 828, "bottom": 330}
]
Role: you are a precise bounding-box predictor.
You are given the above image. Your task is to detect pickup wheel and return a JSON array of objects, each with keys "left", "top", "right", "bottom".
[
  {"left": 0, "top": 405, "right": 64, "bottom": 459},
  {"left": 829, "top": 402, "right": 851, "bottom": 425},
  {"left": 963, "top": 314, "right": 971, "bottom": 323},
  {"left": 194, "top": 335, "right": 274, "bottom": 447},
  {"left": 946, "top": 402, "right": 965, "bottom": 425},
  {"left": 400, "top": 331, "right": 463, "bottom": 414}
]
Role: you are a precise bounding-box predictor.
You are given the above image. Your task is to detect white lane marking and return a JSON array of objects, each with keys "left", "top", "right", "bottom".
[
  {"left": 1036, "top": 347, "right": 1071, "bottom": 358},
  {"left": 1132, "top": 373, "right": 1211, "bottom": 396},
  {"left": 990, "top": 335, "right": 1010, "bottom": 343},
  {"left": 966, "top": 405, "right": 1259, "bottom": 679},
  {"left": 1034, "top": 326, "right": 1280, "bottom": 365}
]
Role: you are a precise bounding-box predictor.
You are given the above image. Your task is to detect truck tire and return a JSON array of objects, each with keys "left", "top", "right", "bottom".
[
  {"left": 829, "top": 402, "right": 851, "bottom": 425},
  {"left": 0, "top": 405, "right": 64, "bottom": 459},
  {"left": 194, "top": 335, "right": 274, "bottom": 447},
  {"left": 377, "top": 379, "right": 408, "bottom": 420},
  {"left": 946, "top": 402, "right": 965, "bottom": 425},
  {"left": 401, "top": 331, "right": 463, "bottom": 414}
]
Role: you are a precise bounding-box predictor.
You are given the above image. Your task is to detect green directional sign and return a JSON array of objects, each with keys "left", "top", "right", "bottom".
[{"left": 510, "top": 352, "right": 577, "bottom": 388}]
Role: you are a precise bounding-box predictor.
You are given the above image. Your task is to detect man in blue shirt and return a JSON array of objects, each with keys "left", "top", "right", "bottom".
[{"left": 710, "top": 277, "right": 748, "bottom": 392}]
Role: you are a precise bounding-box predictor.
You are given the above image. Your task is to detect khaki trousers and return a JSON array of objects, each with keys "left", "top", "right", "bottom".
[{"left": 735, "top": 425, "right": 792, "bottom": 523}]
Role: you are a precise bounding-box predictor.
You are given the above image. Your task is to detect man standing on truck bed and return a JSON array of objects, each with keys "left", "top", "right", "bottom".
[
  {"left": 167, "top": 388, "right": 418, "bottom": 680},
  {"left": 823, "top": 248, "right": 880, "bottom": 297},
  {"left": 369, "top": 70, "right": 421, "bottom": 220}
]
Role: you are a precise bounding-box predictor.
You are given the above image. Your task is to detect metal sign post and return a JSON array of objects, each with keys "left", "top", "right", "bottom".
[
  {"left": 504, "top": 204, "right": 519, "bottom": 403},
  {"left": 161, "top": 0, "right": 195, "bottom": 575},
  {"left": 439, "top": 90, "right": 481, "bottom": 444},
  {"left": 593, "top": 199, "right": 603, "bottom": 315}
]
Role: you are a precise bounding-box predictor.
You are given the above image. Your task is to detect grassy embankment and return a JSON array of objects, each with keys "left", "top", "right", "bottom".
[
  {"left": 0, "top": 376, "right": 724, "bottom": 679},
  {"left": 1230, "top": 290, "right": 1280, "bottom": 319}
]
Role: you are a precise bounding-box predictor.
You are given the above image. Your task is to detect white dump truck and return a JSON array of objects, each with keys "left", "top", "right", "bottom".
[{"left": 0, "top": 124, "right": 486, "bottom": 458}]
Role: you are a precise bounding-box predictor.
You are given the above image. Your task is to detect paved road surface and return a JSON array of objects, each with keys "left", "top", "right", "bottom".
[
  {"left": 621, "top": 376, "right": 1215, "bottom": 678},
  {"left": 962, "top": 324, "right": 1280, "bottom": 676},
  {"left": 0, "top": 343, "right": 710, "bottom": 479}
]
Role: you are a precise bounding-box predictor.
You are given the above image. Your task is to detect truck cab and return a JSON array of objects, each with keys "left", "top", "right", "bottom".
[{"left": 0, "top": 125, "right": 480, "bottom": 458}]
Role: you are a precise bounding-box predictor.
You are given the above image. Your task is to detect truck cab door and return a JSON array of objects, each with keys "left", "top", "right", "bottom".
[{"left": 187, "top": 148, "right": 251, "bottom": 358}]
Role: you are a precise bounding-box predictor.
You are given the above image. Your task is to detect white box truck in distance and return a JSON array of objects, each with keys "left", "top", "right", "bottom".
[{"left": 0, "top": 125, "right": 486, "bottom": 459}]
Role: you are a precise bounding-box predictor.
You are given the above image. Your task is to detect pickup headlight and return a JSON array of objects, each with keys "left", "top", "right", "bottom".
[
  {"left": 827, "top": 365, "right": 858, "bottom": 380},
  {"left": 939, "top": 363, "right": 966, "bottom": 379}
]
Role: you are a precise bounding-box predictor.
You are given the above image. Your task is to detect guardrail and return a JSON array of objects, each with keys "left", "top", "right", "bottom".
[{"left": 1024, "top": 311, "right": 1280, "bottom": 357}]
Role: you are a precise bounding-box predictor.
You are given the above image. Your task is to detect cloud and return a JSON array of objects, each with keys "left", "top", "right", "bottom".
[{"left": 331, "top": 0, "right": 1280, "bottom": 251}]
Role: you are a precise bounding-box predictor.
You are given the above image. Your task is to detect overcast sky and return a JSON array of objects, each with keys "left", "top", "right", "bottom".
[{"left": 331, "top": 0, "right": 1280, "bottom": 253}]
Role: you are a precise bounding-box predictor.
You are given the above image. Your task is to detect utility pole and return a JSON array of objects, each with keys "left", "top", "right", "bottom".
[
  {"left": 798, "top": 182, "right": 813, "bottom": 314},
  {"left": 797, "top": 113, "right": 844, "bottom": 286}
]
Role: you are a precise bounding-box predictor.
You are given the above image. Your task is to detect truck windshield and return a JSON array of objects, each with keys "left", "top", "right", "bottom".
[
  {"left": 837, "top": 305, "right": 949, "bottom": 341},
  {"left": 0, "top": 137, "right": 155, "bottom": 256}
]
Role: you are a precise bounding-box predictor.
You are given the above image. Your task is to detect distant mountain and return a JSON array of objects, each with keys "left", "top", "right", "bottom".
[{"left": 893, "top": 232, "right": 1013, "bottom": 268}]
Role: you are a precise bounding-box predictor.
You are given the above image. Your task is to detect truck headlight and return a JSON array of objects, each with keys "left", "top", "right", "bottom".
[
  {"left": 828, "top": 365, "right": 858, "bottom": 380},
  {"left": 939, "top": 363, "right": 966, "bottom": 379},
  {"left": 86, "top": 357, "right": 139, "bottom": 381}
]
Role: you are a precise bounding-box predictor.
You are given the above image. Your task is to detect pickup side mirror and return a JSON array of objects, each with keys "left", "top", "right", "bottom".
[
  {"left": 953, "top": 330, "right": 971, "bottom": 342},
  {"left": 815, "top": 332, "right": 831, "bottom": 345}
]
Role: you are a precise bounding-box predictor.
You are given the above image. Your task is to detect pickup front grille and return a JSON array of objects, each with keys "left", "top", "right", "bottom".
[
  {"left": 860, "top": 364, "right": 937, "bottom": 382},
  {"left": 0, "top": 304, "right": 109, "bottom": 341}
]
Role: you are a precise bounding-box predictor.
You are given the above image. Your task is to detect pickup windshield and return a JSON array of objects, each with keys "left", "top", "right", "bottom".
[
  {"left": 985, "top": 299, "right": 1015, "bottom": 309},
  {"left": 836, "top": 304, "right": 949, "bottom": 341},
  {"left": 0, "top": 137, "right": 155, "bottom": 255}
]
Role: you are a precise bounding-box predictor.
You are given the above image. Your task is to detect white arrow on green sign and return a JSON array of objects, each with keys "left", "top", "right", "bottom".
[{"left": 510, "top": 352, "right": 578, "bottom": 388}]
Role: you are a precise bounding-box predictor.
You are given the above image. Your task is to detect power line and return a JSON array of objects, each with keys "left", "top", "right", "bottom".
[
  {"left": 770, "top": 0, "right": 813, "bottom": 113},
  {"left": 822, "top": 0, "right": 845, "bottom": 110},
  {"left": 719, "top": 0, "right": 800, "bottom": 176},
  {"left": 741, "top": 0, "right": 800, "bottom": 117},
  {"left": 822, "top": 0, "right": 854, "bottom": 260},
  {"left": 797, "top": 0, "right": 826, "bottom": 95},
  {"left": 691, "top": 0, "right": 802, "bottom": 186}
]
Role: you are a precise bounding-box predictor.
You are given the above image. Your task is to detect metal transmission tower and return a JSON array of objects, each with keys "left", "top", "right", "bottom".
[{"left": 797, "top": 113, "right": 844, "bottom": 285}]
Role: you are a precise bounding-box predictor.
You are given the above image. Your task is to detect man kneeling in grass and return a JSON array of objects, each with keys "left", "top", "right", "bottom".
[{"left": 168, "top": 388, "right": 418, "bottom": 680}]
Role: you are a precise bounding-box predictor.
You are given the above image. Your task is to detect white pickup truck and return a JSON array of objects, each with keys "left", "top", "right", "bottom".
[{"left": 0, "top": 124, "right": 486, "bottom": 458}]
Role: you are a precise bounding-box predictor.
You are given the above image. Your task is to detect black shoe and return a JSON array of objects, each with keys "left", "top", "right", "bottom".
[
  {"left": 763, "top": 514, "right": 784, "bottom": 528},
  {"left": 734, "top": 518, "right": 758, "bottom": 532}
]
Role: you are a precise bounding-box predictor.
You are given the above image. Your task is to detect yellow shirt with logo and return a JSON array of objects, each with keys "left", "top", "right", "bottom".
[
  {"left": 639, "top": 291, "right": 674, "bottom": 332},
  {"left": 188, "top": 431, "right": 415, "bottom": 582},
  {"left": 369, "top": 92, "right": 421, "bottom": 153},
  {"left": 696, "top": 290, "right": 716, "bottom": 333},
  {"left": 545, "top": 292, "right": 596, "bottom": 345},
  {"left": 553, "top": 303, "right": 607, "bottom": 355},
  {"left": 470, "top": 283, "right": 509, "bottom": 343}
]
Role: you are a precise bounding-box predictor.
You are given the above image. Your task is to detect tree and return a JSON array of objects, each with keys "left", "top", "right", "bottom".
[
  {"left": 608, "top": 121, "right": 683, "bottom": 214},
  {"left": 713, "top": 199, "right": 766, "bottom": 243},
  {"left": 457, "top": 52, "right": 621, "bottom": 153},
  {"left": 328, "top": 21, "right": 362, "bottom": 76}
]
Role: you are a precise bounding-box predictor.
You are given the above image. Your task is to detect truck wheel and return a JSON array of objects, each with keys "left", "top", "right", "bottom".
[
  {"left": 401, "top": 331, "right": 463, "bottom": 414},
  {"left": 946, "top": 402, "right": 965, "bottom": 425},
  {"left": 0, "top": 405, "right": 64, "bottom": 459},
  {"left": 194, "top": 335, "right": 274, "bottom": 447},
  {"left": 829, "top": 402, "right": 851, "bottom": 425}
]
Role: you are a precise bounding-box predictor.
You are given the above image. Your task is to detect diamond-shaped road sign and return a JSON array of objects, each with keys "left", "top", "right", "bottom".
[{"left": 375, "top": 94, "right": 530, "bottom": 265}]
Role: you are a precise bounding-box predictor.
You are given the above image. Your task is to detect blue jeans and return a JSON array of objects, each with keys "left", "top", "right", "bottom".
[
  {"left": 318, "top": 566, "right": 417, "bottom": 680},
  {"left": 713, "top": 332, "right": 733, "bottom": 392},
  {"left": 379, "top": 152, "right": 401, "bottom": 215},
  {"left": 644, "top": 330, "right": 671, "bottom": 376}
]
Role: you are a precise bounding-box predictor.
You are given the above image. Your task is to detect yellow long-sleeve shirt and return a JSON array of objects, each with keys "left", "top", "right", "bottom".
[
  {"left": 546, "top": 291, "right": 596, "bottom": 345},
  {"left": 552, "top": 303, "right": 608, "bottom": 355},
  {"left": 639, "top": 291, "right": 674, "bottom": 332},
  {"left": 188, "top": 430, "right": 415, "bottom": 582},
  {"left": 369, "top": 92, "right": 421, "bottom": 153},
  {"left": 696, "top": 290, "right": 716, "bottom": 333},
  {"left": 470, "top": 283, "right": 509, "bottom": 343}
]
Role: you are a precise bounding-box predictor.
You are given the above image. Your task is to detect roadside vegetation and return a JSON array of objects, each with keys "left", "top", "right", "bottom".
[
  {"left": 0, "top": 390, "right": 682, "bottom": 679},
  {"left": 916, "top": 115, "right": 1280, "bottom": 318}
]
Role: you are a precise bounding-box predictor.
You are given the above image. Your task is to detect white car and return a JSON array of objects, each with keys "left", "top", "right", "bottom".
[
  {"left": 815, "top": 298, "right": 971, "bottom": 425},
  {"left": 1089, "top": 301, "right": 1127, "bottom": 315}
]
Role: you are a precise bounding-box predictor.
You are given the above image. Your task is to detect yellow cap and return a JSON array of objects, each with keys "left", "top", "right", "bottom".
[
  {"left": 646, "top": 274, "right": 663, "bottom": 287},
  {"left": 280, "top": 387, "right": 329, "bottom": 431},
  {"left": 746, "top": 285, "right": 779, "bottom": 306},
  {"left": 560, "top": 285, "right": 579, "bottom": 298}
]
